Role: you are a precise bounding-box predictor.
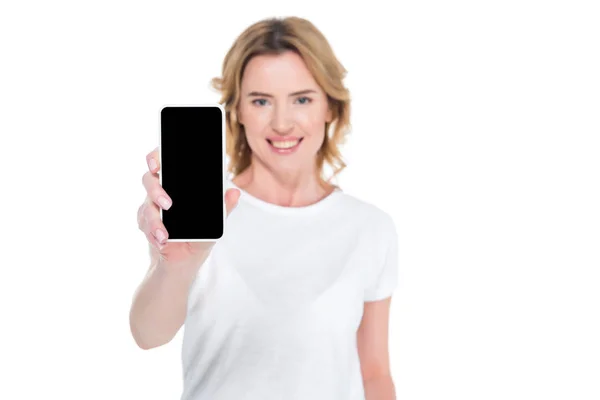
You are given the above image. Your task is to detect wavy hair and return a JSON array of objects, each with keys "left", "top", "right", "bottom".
[{"left": 210, "top": 16, "right": 351, "bottom": 187}]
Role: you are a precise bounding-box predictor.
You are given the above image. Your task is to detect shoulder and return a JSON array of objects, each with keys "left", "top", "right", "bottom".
[
  {"left": 336, "top": 191, "right": 397, "bottom": 233},
  {"left": 337, "top": 191, "right": 394, "bottom": 220}
]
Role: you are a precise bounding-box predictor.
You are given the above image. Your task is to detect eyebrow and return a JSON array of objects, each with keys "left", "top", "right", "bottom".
[{"left": 247, "top": 89, "right": 317, "bottom": 98}]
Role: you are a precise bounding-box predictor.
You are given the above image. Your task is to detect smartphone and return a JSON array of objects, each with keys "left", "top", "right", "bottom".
[{"left": 159, "top": 104, "right": 226, "bottom": 241}]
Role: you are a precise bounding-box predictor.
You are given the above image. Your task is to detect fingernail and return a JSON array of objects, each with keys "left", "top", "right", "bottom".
[
  {"left": 155, "top": 229, "right": 166, "bottom": 243},
  {"left": 149, "top": 159, "right": 157, "bottom": 170},
  {"left": 158, "top": 196, "right": 171, "bottom": 210}
]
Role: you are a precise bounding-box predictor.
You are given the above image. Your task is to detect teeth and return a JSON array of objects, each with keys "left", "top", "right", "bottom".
[{"left": 270, "top": 139, "right": 299, "bottom": 149}]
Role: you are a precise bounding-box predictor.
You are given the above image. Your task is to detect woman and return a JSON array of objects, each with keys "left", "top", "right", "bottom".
[{"left": 131, "top": 16, "right": 399, "bottom": 400}]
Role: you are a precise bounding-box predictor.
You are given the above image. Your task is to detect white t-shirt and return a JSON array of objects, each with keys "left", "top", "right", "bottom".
[{"left": 180, "top": 178, "right": 399, "bottom": 400}]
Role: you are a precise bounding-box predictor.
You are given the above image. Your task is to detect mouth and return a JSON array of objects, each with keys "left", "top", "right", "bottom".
[{"left": 266, "top": 137, "right": 304, "bottom": 153}]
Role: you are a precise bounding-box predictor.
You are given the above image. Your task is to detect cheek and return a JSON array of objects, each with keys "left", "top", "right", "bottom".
[
  {"left": 240, "top": 108, "right": 269, "bottom": 132},
  {"left": 295, "top": 111, "right": 327, "bottom": 131}
]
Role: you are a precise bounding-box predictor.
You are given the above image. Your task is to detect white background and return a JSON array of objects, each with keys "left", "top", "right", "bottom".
[{"left": 1, "top": 0, "right": 599, "bottom": 399}]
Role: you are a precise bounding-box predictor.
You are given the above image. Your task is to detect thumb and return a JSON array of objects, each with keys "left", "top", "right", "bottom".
[{"left": 225, "top": 188, "right": 241, "bottom": 216}]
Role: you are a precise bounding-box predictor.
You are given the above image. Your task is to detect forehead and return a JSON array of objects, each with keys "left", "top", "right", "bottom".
[{"left": 241, "top": 51, "right": 318, "bottom": 91}]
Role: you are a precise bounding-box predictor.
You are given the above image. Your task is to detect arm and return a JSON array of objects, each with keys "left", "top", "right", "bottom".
[
  {"left": 363, "top": 375, "right": 396, "bottom": 400},
  {"left": 357, "top": 296, "right": 396, "bottom": 400},
  {"left": 128, "top": 249, "right": 210, "bottom": 350}
]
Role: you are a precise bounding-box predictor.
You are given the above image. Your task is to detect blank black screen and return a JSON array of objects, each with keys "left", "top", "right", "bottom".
[{"left": 160, "top": 105, "right": 224, "bottom": 240}]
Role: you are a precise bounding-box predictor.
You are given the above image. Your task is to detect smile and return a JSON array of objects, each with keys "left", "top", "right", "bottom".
[{"left": 266, "top": 137, "right": 304, "bottom": 154}]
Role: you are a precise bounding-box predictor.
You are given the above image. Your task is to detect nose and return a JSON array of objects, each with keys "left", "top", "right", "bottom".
[{"left": 270, "top": 104, "right": 293, "bottom": 134}]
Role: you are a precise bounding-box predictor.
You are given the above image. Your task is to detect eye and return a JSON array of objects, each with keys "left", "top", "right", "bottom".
[
  {"left": 252, "top": 99, "right": 268, "bottom": 106},
  {"left": 296, "top": 96, "right": 312, "bottom": 104}
]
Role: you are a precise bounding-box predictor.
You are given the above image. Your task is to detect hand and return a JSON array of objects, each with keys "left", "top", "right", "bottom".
[{"left": 137, "top": 146, "right": 240, "bottom": 267}]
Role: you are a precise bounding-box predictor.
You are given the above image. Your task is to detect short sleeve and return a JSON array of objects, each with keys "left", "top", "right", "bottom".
[{"left": 364, "top": 214, "right": 399, "bottom": 302}]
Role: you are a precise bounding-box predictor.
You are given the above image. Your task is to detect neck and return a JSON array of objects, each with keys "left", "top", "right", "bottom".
[{"left": 232, "top": 164, "right": 335, "bottom": 208}]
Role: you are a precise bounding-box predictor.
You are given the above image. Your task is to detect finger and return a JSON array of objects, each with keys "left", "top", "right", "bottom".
[
  {"left": 146, "top": 146, "right": 159, "bottom": 173},
  {"left": 143, "top": 203, "right": 169, "bottom": 245},
  {"left": 138, "top": 198, "right": 155, "bottom": 232},
  {"left": 145, "top": 229, "right": 164, "bottom": 253},
  {"left": 142, "top": 171, "right": 173, "bottom": 210},
  {"left": 137, "top": 203, "right": 145, "bottom": 230},
  {"left": 139, "top": 202, "right": 164, "bottom": 251}
]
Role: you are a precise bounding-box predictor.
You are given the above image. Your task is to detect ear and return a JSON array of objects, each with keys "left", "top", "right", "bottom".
[{"left": 236, "top": 105, "right": 244, "bottom": 125}]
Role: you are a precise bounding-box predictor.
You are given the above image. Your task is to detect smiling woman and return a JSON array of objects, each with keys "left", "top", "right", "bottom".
[{"left": 130, "top": 15, "right": 399, "bottom": 400}]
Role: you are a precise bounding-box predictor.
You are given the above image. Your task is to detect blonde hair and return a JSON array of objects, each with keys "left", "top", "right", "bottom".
[{"left": 210, "top": 16, "right": 351, "bottom": 188}]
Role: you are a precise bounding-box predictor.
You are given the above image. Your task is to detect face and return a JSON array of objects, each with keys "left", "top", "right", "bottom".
[{"left": 237, "top": 51, "right": 333, "bottom": 174}]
